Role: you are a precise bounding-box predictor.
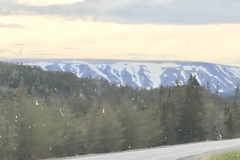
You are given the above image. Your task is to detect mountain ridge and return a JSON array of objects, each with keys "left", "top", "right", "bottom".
[
  {"left": 3, "top": 59, "right": 240, "bottom": 94},
  {"left": 3, "top": 58, "right": 240, "bottom": 67}
]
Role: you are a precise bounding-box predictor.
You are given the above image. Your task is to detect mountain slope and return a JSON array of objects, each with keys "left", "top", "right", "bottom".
[{"left": 5, "top": 59, "right": 240, "bottom": 93}]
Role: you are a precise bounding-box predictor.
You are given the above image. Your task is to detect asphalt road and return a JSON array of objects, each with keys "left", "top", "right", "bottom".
[{"left": 58, "top": 139, "right": 240, "bottom": 160}]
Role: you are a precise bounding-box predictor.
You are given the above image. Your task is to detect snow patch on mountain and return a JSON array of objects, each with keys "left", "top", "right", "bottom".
[{"left": 5, "top": 59, "right": 240, "bottom": 94}]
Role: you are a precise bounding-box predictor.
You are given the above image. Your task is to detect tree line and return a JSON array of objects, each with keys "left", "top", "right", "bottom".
[{"left": 0, "top": 61, "right": 239, "bottom": 160}]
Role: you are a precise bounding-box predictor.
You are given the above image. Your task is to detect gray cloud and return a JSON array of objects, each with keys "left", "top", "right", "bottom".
[
  {"left": 63, "top": 47, "right": 79, "bottom": 50},
  {"left": 0, "top": 48, "right": 6, "bottom": 52},
  {"left": 0, "top": 22, "right": 27, "bottom": 28},
  {"left": 28, "top": 53, "right": 59, "bottom": 57},
  {"left": 120, "top": 53, "right": 174, "bottom": 60},
  {"left": 12, "top": 43, "right": 29, "bottom": 46},
  {"left": 1, "top": 0, "right": 240, "bottom": 24},
  {"left": 224, "top": 59, "right": 240, "bottom": 66},
  {"left": 127, "top": 53, "right": 148, "bottom": 56}
]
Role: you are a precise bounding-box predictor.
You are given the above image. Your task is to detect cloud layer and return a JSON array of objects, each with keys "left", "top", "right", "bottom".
[
  {"left": 0, "top": 0, "right": 240, "bottom": 66},
  {"left": 18, "top": 0, "right": 84, "bottom": 6},
  {"left": 1, "top": 15, "right": 240, "bottom": 66},
  {"left": 1, "top": 0, "right": 240, "bottom": 24},
  {"left": 0, "top": 22, "right": 26, "bottom": 28}
]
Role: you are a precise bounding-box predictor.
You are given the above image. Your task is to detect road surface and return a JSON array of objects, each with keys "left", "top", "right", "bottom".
[{"left": 54, "top": 139, "right": 240, "bottom": 160}]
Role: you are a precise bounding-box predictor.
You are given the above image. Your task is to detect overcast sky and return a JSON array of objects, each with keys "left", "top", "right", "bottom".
[{"left": 1, "top": 0, "right": 240, "bottom": 65}]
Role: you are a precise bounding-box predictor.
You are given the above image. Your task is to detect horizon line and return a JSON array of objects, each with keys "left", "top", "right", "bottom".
[{"left": 1, "top": 58, "right": 240, "bottom": 68}]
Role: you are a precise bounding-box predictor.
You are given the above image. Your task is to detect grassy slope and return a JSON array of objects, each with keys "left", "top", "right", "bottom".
[{"left": 200, "top": 150, "right": 240, "bottom": 160}]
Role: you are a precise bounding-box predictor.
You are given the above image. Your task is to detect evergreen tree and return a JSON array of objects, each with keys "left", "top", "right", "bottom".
[
  {"left": 215, "top": 83, "right": 220, "bottom": 96},
  {"left": 85, "top": 103, "right": 123, "bottom": 153},
  {"left": 0, "top": 88, "right": 18, "bottom": 160},
  {"left": 230, "top": 85, "right": 240, "bottom": 137},
  {"left": 160, "top": 85, "right": 184, "bottom": 145},
  {"left": 206, "top": 81, "right": 210, "bottom": 90},
  {"left": 118, "top": 97, "right": 138, "bottom": 150},
  {"left": 160, "top": 91, "right": 176, "bottom": 145},
  {"left": 178, "top": 74, "right": 206, "bottom": 143},
  {"left": 134, "top": 104, "right": 162, "bottom": 148},
  {"left": 0, "top": 113, "right": 18, "bottom": 160},
  {"left": 203, "top": 100, "right": 224, "bottom": 140},
  {"left": 224, "top": 113, "right": 234, "bottom": 139},
  {"left": 235, "top": 83, "right": 239, "bottom": 106}
]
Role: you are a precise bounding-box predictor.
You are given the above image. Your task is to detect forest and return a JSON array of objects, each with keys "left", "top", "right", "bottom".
[{"left": 0, "top": 61, "right": 239, "bottom": 160}]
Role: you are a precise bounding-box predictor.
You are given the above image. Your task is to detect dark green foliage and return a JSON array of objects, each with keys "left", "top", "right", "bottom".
[
  {"left": 224, "top": 113, "right": 234, "bottom": 139},
  {"left": 0, "top": 61, "right": 237, "bottom": 159},
  {"left": 178, "top": 74, "right": 206, "bottom": 143},
  {"left": 224, "top": 85, "right": 240, "bottom": 138},
  {"left": 85, "top": 103, "right": 124, "bottom": 153}
]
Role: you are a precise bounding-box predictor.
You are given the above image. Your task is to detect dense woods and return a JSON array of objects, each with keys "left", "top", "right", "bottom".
[{"left": 0, "top": 61, "right": 239, "bottom": 160}]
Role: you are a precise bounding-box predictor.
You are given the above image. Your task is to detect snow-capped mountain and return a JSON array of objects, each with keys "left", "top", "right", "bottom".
[{"left": 5, "top": 59, "right": 240, "bottom": 94}]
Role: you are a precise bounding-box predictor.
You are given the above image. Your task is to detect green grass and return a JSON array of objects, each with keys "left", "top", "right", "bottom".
[{"left": 200, "top": 150, "right": 240, "bottom": 160}]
